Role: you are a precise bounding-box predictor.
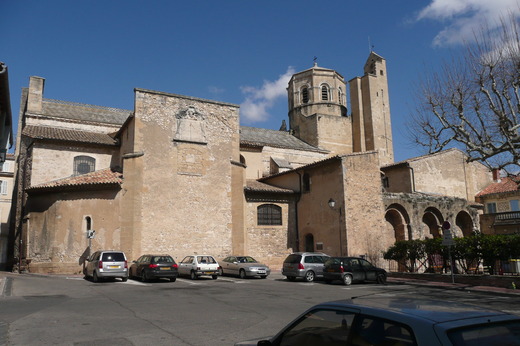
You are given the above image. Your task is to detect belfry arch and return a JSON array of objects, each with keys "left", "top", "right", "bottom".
[{"left": 385, "top": 203, "right": 411, "bottom": 241}]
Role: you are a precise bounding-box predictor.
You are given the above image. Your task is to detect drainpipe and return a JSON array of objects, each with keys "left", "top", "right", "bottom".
[{"left": 295, "top": 172, "right": 302, "bottom": 251}]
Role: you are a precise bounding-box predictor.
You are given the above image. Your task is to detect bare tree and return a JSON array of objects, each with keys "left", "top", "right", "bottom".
[{"left": 409, "top": 14, "right": 520, "bottom": 175}]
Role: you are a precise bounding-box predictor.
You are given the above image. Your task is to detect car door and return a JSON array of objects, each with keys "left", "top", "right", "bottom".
[
  {"left": 314, "top": 255, "right": 327, "bottom": 277},
  {"left": 139, "top": 256, "right": 150, "bottom": 277},
  {"left": 179, "top": 256, "right": 194, "bottom": 275},
  {"left": 349, "top": 259, "right": 366, "bottom": 282},
  {"left": 223, "top": 256, "right": 237, "bottom": 275},
  {"left": 360, "top": 259, "right": 378, "bottom": 281}
]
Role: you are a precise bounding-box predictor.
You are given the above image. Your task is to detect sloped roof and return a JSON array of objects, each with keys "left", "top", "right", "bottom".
[
  {"left": 245, "top": 180, "right": 294, "bottom": 194},
  {"left": 476, "top": 176, "right": 520, "bottom": 197},
  {"left": 27, "top": 168, "right": 123, "bottom": 193},
  {"left": 41, "top": 98, "right": 131, "bottom": 125},
  {"left": 240, "top": 126, "right": 326, "bottom": 153},
  {"left": 381, "top": 148, "right": 463, "bottom": 169},
  {"left": 22, "top": 125, "right": 118, "bottom": 146}
]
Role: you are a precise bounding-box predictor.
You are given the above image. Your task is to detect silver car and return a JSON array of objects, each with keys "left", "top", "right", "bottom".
[
  {"left": 178, "top": 255, "right": 219, "bottom": 280},
  {"left": 236, "top": 297, "right": 520, "bottom": 345},
  {"left": 85, "top": 250, "right": 128, "bottom": 283},
  {"left": 282, "top": 252, "right": 330, "bottom": 282},
  {"left": 219, "top": 256, "right": 271, "bottom": 279}
]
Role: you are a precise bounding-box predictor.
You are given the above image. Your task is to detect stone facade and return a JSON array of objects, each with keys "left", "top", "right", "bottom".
[
  {"left": 0, "top": 155, "right": 14, "bottom": 270},
  {"left": 5, "top": 52, "right": 493, "bottom": 274}
]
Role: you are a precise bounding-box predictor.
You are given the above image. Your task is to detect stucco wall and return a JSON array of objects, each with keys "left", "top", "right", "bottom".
[
  {"left": 25, "top": 189, "right": 122, "bottom": 274},
  {"left": 30, "top": 143, "right": 117, "bottom": 186}
]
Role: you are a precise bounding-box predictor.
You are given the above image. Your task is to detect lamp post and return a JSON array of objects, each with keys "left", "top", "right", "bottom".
[{"left": 328, "top": 198, "right": 344, "bottom": 256}]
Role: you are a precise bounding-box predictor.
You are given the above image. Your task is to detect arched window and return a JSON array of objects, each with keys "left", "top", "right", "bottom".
[
  {"left": 338, "top": 87, "right": 343, "bottom": 105},
  {"left": 74, "top": 155, "right": 95, "bottom": 175},
  {"left": 302, "top": 87, "right": 309, "bottom": 104},
  {"left": 321, "top": 85, "right": 329, "bottom": 101},
  {"left": 257, "top": 204, "right": 282, "bottom": 225}
]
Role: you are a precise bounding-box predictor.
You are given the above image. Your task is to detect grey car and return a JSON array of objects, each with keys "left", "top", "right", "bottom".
[
  {"left": 281, "top": 252, "right": 330, "bottom": 282},
  {"left": 219, "top": 256, "right": 271, "bottom": 279},
  {"left": 236, "top": 297, "right": 520, "bottom": 345},
  {"left": 85, "top": 250, "right": 128, "bottom": 283}
]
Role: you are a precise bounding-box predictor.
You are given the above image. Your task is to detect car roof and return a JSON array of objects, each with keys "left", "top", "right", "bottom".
[
  {"left": 290, "top": 252, "right": 329, "bottom": 256},
  {"left": 140, "top": 254, "right": 172, "bottom": 257},
  {"left": 316, "top": 297, "right": 513, "bottom": 324}
]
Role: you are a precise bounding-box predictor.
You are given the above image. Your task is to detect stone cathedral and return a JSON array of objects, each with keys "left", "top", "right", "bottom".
[{"left": 6, "top": 52, "right": 491, "bottom": 273}]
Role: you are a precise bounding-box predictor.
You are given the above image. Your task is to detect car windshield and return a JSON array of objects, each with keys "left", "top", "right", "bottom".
[
  {"left": 236, "top": 256, "right": 257, "bottom": 263},
  {"left": 447, "top": 320, "right": 520, "bottom": 345},
  {"left": 152, "top": 256, "right": 174, "bottom": 264},
  {"left": 101, "top": 252, "right": 125, "bottom": 261}
]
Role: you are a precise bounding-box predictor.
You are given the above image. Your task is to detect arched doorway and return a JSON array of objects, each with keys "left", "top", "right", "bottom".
[
  {"left": 423, "top": 207, "right": 443, "bottom": 238},
  {"left": 456, "top": 211, "right": 474, "bottom": 237}
]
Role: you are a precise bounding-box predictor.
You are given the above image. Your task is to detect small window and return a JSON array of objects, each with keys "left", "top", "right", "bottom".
[
  {"left": 487, "top": 202, "right": 497, "bottom": 214},
  {"left": 74, "top": 156, "right": 95, "bottom": 175},
  {"left": 0, "top": 180, "right": 7, "bottom": 195},
  {"left": 257, "top": 204, "right": 282, "bottom": 225},
  {"left": 321, "top": 85, "right": 329, "bottom": 101},
  {"left": 338, "top": 88, "right": 343, "bottom": 105},
  {"left": 85, "top": 216, "right": 92, "bottom": 231},
  {"left": 382, "top": 176, "right": 389, "bottom": 188},
  {"left": 510, "top": 200, "right": 519, "bottom": 211}
]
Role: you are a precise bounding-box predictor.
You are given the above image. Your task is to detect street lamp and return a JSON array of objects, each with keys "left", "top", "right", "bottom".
[{"left": 328, "top": 198, "right": 336, "bottom": 209}]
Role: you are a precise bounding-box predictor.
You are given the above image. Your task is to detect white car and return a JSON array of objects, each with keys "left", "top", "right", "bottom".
[
  {"left": 236, "top": 297, "right": 520, "bottom": 345},
  {"left": 178, "top": 255, "right": 219, "bottom": 280}
]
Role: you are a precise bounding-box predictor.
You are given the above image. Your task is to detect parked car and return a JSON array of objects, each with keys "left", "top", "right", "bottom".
[
  {"left": 178, "top": 255, "right": 219, "bottom": 280},
  {"left": 281, "top": 252, "right": 330, "bottom": 282},
  {"left": 84, "top": 250, "right": 128, "bottom": 283},
  {"left": 219, "top": 256, "right": 271, "bottom": 279},
  {"left": 129, "top": 254, "right": 178, "bottom": 282},
  {"left": 323, "top": 256, "right": 387, "bottom": 285},
  {"left": 235, "top": 297, "right": 520, "bottom": 346}
]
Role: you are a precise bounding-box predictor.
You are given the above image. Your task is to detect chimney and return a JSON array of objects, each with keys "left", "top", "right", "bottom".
[
  {"left": 492, "top": 169, "right": 501, "bottom": 182},
  {"left": 27, "top": 76, "right": 45, "bottom": 114}
]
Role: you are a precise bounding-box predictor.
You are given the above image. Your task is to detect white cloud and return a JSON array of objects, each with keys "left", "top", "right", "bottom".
[
  {"left": 240, "top": 67, "right": 295, "bottom": 123},
  {"left": 417, "top": 0, "right": 520, "bottom": 46}
]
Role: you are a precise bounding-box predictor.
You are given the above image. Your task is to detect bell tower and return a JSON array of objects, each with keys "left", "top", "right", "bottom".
[
  {"left": 287, "top": 62, "right": 352, "bottom": 155},
  {"left": 349, "top": 52, "right": 394, "bottom": 165}
]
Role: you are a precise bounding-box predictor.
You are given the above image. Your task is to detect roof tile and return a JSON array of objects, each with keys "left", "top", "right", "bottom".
[
  {"left": 476, "top": 176, "right": 520, "bottom": 197},
  {"left": 27, "top": 168, "right": 122, "bottom": 192},
  {"left": 23, "top": 125, "right": 118, "bottom": 145}
]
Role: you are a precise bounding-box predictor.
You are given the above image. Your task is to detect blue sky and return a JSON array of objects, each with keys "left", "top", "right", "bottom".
[{"left": 2, "top": 0, "right": 519, "bottom": 162}]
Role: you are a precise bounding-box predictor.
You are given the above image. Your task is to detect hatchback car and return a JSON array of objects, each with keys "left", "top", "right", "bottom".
[
  {"left": 84, "top": 250, "right": 128, "bottom": 283},
  {"left": 219, "top": 256, "right": 271, "bottom": 279},
  {"left": 323, "top": 256, "right": 387, "bottom": 285},
  {"left": 281, "top": 252, "right": 330, "bottom": 282},
  {"left": 129, "top": 254, "right": 179, "bottom": 282},
  {"left": 178, "top": 255, "right": 219, "bottom": 280},
  {"left": 235, "top": 297, "right": 520, "bottom": 346}
]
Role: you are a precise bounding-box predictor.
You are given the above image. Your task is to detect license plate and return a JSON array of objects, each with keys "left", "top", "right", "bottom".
[
  {"left": 160, "top": 267, "right": 170, "bottom": 271},
  {"left": 258, "top": 270, "right": 266, "bottom": 274},
  {"left": 109, "top": 265, "right": 119, "bottom": 269},
  {"left": 204, "top": 271, "right": 214, "bottom": 275}
]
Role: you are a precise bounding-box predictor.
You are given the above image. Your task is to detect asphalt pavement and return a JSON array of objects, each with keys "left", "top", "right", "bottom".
[{"left": 1, "top": 271, "right": 520, "bottom": 297}]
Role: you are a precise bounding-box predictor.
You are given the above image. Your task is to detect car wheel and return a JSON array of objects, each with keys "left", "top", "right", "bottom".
[
  {"left": 377, "top": 273, "right": 387, "bottom": 285},
  {"left": 212, "top": 275, "right": 218, "bottom": 280},
  {"left": 142, "top": 270, "right": 149, "bottom": 282},
  {"left": 239, "top": 269, "right": 247, "bottom": 279},
  {"left": 343, "top": 274, "right": 353, "bottom": 286},
  {"left": 170, "top": 277, "right": 176, "bottom": 282},
  {"left": 93, "top": 271, "right": 99, "bottom": 283},
  {"left": 121, "top": 277, "right": 128, "bottom": 282},
  {"left": 218, "top": 268, "right": 223, "bottom": 276},
  {"left": 287, "top": 276, "right": 296, "bottom": 281},
  {"left": 190, "top": 270, "right": 198, "bottom": 280},
  {"left": 304, "top": 271, "right": 315, "bottom": 282}
]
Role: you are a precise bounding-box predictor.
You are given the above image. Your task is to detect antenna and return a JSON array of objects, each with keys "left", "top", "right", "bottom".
[
  {"left": 313, "top": 56, "right": 318, "bottom": 67},
  {"left": 368, "top": 37, "right": 374, "bottom": 52}
]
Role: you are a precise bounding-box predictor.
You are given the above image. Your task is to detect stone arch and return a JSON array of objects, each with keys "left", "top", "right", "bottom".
[
  {"left": 385, "top": 203, "right": 411, "bottom": 241},
  {"left": 456, "top": 211, "right": 474, "bottom": 237},
  {"left": 423, "top": 207, "right": 443, "bottom": 238}
]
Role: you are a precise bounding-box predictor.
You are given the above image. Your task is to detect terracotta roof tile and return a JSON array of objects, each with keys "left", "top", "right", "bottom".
[
  {"left": 22, "top": 125, "right": 118, "bottom": 146},
  {"left": 245, "top": 180, "right": 294, "bottom": 194},
  {"left": 476, "top": 176, "right": 520, "bottom": 197},
  {"left": 27, "top": 168, "right": 122, "bottom": 193}
]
